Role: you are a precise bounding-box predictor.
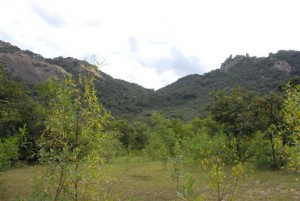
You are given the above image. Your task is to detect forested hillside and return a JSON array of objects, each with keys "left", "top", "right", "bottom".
[
  {"left": 1, "top": 41, "right": 300, "bottom": 200},
  {"left": 1, "top": 40, "right": 300, "bottom": 120},
  {"left": 154, "top": 51, "right": 300, "bottom": 119},
  {"left": 0, "top": 41, "right": 155, "bottom": 120}
]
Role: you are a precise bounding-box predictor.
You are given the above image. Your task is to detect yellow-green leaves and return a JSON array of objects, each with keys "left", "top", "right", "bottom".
[{"left": 35, "top": 74, "right": 110, "bottom": 201}]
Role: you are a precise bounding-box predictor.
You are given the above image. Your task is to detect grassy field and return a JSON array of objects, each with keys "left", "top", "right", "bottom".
[{"left": 1, "top": 157, "right": 300, "bottom": 201}]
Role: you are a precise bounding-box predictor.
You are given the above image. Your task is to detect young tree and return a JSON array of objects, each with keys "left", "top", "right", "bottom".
[
  {"left": 100, "top": 130, "right": 124, "bottom": 163},
  {"left": 283, "top": 84, "right": 300, "bottom": 173},
  {"left": 203, "top": 157, "right": 245, "bottom": 201},
  {"left": 146, "top": 113, "right": 180, "bottom": 167},
  {"left": 171, "top": 142, "right": 185, "bottom": 191},
  {"left": 35, "top": 75, "right": 110, "bottom": 201}
]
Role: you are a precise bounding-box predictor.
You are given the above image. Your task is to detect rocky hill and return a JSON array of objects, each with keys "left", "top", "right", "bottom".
[
  {"left": 0, "top": 40, "right": 154, "bottom": 119},
  {"left": 0, "top": 41, "right": 69, "bottom": 84},
  {"left": 1, "top": 40, "right": 300, "bottom": 120},
  {"left": 153, "top": 51, "right": 300, "bottom": 119}
]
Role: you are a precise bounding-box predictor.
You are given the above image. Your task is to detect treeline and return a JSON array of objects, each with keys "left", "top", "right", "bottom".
[{"left": 1, "top": 63, "right": 300, "bottom": 172}]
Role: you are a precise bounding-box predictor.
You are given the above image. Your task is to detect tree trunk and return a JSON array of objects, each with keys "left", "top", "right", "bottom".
[
  {"left": 54, "top": 166, "right": 65, "bottom": 201},
  {"left": 269, "top": 132, "right": 276, "bottom": 169},
  {"left": 234, "top": 131, "right": 241, "bottom": 161}
]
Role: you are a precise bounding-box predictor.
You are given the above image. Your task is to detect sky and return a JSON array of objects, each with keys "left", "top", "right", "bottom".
[{"left": 0, "top": 0, "right": 300, "bottom": 89}]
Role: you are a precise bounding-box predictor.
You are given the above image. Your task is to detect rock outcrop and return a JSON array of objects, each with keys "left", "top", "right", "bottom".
[
  {"left": 270, "top": 58, "right": 292, "bottom": 73},
  {"left": 220, "top": 54, "right": 292, "bottom": 73},
  {"left": 220, "top": 55, "right": 246, "bottom": 72},
  {"left": 0, "top": 40, "right": 102, "bottom": 84}
]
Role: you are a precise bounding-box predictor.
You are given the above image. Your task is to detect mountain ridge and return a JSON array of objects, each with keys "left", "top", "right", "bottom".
[{"left": 1, "top": 40, "right": 300, "bottom": 120}]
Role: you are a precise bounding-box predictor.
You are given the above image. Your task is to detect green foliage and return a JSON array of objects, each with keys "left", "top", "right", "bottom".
[
  {"left": 283, "top": 84, "right": 300, "bottom": 174},
  {"left": 203, "top": 157, "right": 245, "bottom": 201},
  {"left": 208, "top": 86, "right": 261, "bottom": 161},
  {"left": 0, "top": 64, "right": 27, "bottom": 136},
  {"left": 107, "top": 119, "right": 149, "bottom": 151},
  {"left": 251, "top": 132, "right": 284, "bottom": 170},
  {"left": 0, "top": 125, "right": 27, "bottom": 171},
  {"left": 100, "top": 131, "right": 125, "bottom": 163},
  {"left": 0, "top": 125, "right": 27, "bottom": 198},
  {"left": 45, "top": 49, "right": 300, "bottom": 121},
  {"left": 203, "top": 134, "right": 232, "bottom": 163},
  {"left": 177, "top": 176, "right": 203, "bottom": 201},
  {"left": 171, "top": 142, "right": 185, "bottom": 191},
  {"left": 285, "top": 145, "right": 300, "bottom": 173},
  {"left": 273, "top": 50, "right": 300, "bottom": 70},
  {"left": 146, "top": 130, "right": 169, "bottom": 167},
  {"left": 33, "top": 74, "right": 111, "bottom": 200},
  {"left": 4, "top": 43, "right": 300, "bottom": 121},
  {"left": 146, "top": 113, "right": 187, "bottom": 167},
  {"left": 0, "top": 136, "right": 20, "bottom": 170},
  {"left": 0, "top": 64, "right": 45, "bottom": 162},
  {"left": 254, "top": 93, "right": 287, "bottom": 169}
]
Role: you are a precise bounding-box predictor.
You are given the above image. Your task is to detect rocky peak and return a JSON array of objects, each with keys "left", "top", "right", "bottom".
[
  {"left": 0, "top": 40, "right": 21, "bottom": 53},
  {"left": 0, "top": 40, "right": 103, "bottom": 83},
  {"left": 220, "top": 53, "right": 292, "bottom": 74},
  {"left": 0, "top": 40, "right": 13, "bottom": 47},
  {"left": 269, "top": 57, "right": 292, "bottom": 73},
  {"left": 0, "top": 41, "right": 71, "bottom": 83},
  {"left": 220, "top": 55, "right": 247, "bottom": 72}
]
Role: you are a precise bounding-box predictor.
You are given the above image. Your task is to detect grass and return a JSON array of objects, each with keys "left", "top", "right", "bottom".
[{"left": 1, "top": 157, "right": 300, "bottom": 201}]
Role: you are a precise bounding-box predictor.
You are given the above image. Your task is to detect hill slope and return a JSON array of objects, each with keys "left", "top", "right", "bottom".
[
  {"left": 1, "top": 40, "right": 300, "bottom": 120},
  {"left": 154, "top": 52, "right": 300, "bottom": 119},
  {"left": 0, "top": 41, "right": 154, "bottom": 119}
]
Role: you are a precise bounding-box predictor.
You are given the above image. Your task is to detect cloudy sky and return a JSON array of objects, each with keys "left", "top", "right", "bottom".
[{"left": 0, "top": 0, "right": 300, "bottom": 89}]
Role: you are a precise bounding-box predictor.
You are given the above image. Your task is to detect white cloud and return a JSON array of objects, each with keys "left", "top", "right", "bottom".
[
  {"left": 0, "top": 0, "right": 300, "bottom": 89},
  {"left": 30, "top": 2, "right": 65, "bottom": 27}
]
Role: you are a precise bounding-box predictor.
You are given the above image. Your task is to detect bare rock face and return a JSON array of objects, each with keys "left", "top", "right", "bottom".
[
  {"left": 0, "top": 41, "right": 12, "bottom": 48},
  {"left": 272, "top": 59, "right": 292, "bottom": 73},
  {"left": 0, "top": 40, "right": 101, "bottom": 84},
  {"left": 0, "top": 51, "right": 70, "bottom": 83},
  {"left": 220, "top": 53, "right": 292, "bottom": 74},
  {"left": 220, "top": 55, "right": 246, "bottom": 72}
]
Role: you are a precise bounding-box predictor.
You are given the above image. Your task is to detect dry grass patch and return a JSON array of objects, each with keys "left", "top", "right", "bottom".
[{"left": 1, "top": 158, "right": 299, "bottom": 201}]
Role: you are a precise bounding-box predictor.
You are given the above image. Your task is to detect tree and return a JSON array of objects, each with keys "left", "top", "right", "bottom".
[
  {"left": 107, "top": 119, "right": 149, "bottom": 151},
  {"left": 146, "top": 113, "right": 177, "bottom": 167},
  {"left": 34, "top": 74, "right": 110, "bottom": 201},
  {"left": 207, "top": 86, "right": 260, "bottom": 161},
  {"left": 100, "top": 130, "right": 124, "bottom": 163},
  {"left": 282, "top": 84, "right": 300, "bottom": 173},
  {"left": 254, "top": 93, "right": 288, "bottom": 169},
  {"left": 203, "top": 157, "right": 245, "bottom": 201},
  {"left": 0, "top": 64, "right": 32, "bottom": 137},
  {"left": 0, "top": 126, "right": 27, "bottom": 197}
]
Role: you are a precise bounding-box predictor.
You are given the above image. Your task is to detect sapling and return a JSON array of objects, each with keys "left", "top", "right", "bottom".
[
  {"left": 177, "top": 176, "right": 203, "bottom": 201},
  {"left": 203, "top": 156, "right": 245, "bottom": 201},
  {"left": 171, "top": 142, "right": 185, "bottom": 191},
  {"left": 32, "top": 75, "right": 111, "bottom": 201}
]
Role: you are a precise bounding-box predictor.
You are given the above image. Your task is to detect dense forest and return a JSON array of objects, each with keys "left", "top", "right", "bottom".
[{"left": 1, "top": 41, "right": 300, "bottom": 200}]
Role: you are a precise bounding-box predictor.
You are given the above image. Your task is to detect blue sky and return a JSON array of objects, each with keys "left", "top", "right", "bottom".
[{"left": 0, "top": 0, "right": 300, "bottom": 89}]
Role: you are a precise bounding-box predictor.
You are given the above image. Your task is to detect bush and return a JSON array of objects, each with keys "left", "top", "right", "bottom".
[
  {"left": 252, "top": 133, "right": 284, "bottom": 170},
  {"left": 188, "top": 133, "right": 233, "bottom": 164},
  {"left": 286, "top": 145, "right": 300, "bottom": 173}
]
